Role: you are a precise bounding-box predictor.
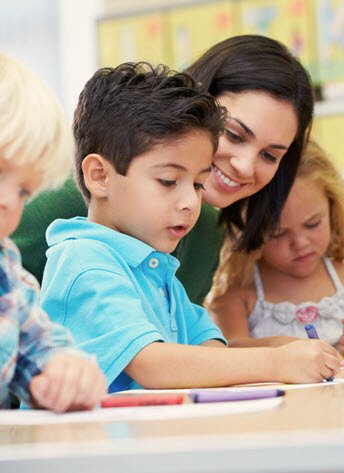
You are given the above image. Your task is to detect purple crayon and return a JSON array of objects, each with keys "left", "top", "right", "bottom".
[
  {"left": 304, "top": 324, "right": 334, "bottom": 382},
  {"left": 190, "top": 388, "right": 285, "bottom": 403}
]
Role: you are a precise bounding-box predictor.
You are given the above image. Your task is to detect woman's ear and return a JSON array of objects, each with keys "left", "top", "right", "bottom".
[{"left": 82, "top": 154, "right": 111, "bottom": 198}]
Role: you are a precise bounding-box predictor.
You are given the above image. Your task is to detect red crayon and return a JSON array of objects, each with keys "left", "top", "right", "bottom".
[{"left": 101, "top": 394, "right": 184, "bottom": 408}]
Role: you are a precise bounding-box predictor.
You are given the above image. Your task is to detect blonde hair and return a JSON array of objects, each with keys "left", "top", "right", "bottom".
[
  {"left": 210, "top": 139, "right": 344, "bottom": 299},
  {"left": 0, "top": 53, "right": 73, "bottom": 193}
]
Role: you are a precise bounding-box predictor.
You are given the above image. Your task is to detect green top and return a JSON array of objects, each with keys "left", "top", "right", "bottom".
[{"left": 12, "top": 177, "right": 225, "bottom": 306}]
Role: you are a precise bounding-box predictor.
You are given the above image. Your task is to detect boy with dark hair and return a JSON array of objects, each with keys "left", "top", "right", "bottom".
[{"left": 41, "top": 62, "right": 341, "bottom": 392}]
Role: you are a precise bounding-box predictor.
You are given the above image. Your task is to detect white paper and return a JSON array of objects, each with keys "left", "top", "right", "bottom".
[
  {"left": 121, "top": 376, "right": 344, "bottom": 394},
  {"left": 0, "top": 397, "right": 284, "bottom": 425}
]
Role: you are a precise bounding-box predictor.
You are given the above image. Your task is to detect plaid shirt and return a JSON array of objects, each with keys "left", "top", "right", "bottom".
[{"left": 0, "top": 238, "right": 76, "bottom": 408}]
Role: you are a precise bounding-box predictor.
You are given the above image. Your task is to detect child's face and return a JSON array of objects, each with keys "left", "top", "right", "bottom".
[
  {"left": 202, "top": 91, "right": 298, "bottom": 209},
  {"left": 261, "top": 176, "right": 331, "bottom": 278},
  {"left": 98, "top": 130, "right": 213, "bottom": 253},
  {"left": 0, "top": 157, "right": 41, "bottom": 239}
]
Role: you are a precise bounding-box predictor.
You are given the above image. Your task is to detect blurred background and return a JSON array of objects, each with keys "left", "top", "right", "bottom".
[{"left": 1, "top": 0, "right": 344, "bottom": 168}]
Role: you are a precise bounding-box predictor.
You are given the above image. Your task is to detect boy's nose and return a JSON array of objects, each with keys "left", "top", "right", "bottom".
[
  {"left": 0, "top": 182, "right": 20, "bottom": 208},
  {"left": 177, "top": 188, "right": 200, "bottom": 214}
]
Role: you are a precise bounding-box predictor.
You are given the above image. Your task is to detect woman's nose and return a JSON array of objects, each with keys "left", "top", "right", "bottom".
[{"left": 230, "top": 151, "right": 256, "bottom": 179}]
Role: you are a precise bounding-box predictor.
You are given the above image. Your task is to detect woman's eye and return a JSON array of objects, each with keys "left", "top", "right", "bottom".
[
  {"left": 225, "top": 129, "right": 242, "bottom": 143},
  {"left": 261, "top": 151, "right": 278, "bottom": 163},
  {"left": 194, "top": 182, "right": 205, "bottom": 190},
  {"left": 158, "top": 179, "right": 176, "bottom": 187}
]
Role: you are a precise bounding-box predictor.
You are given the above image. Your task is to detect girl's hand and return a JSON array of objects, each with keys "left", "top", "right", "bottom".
[
  {"left": 276, "top": 339, "right": 342, "bottom": 384},
  {"left": 338, "top": 319, "right": 344, "bottom": 356},
  {"left": 29, "top": 353, "right": 107, "bottom": 412}
]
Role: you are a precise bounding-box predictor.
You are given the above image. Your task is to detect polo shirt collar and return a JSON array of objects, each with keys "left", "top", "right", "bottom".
[{"left": 47, "top": 217, "right": 177, "bottom": 268}]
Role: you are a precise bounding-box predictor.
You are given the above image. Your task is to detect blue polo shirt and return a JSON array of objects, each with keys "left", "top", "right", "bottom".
[{"left": 40, "top": 217, "right": 226, "bottom": 392}]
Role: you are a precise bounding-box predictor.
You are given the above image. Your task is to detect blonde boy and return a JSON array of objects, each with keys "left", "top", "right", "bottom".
[{"left": 0, "top": 53, "right": 106, "bottom": 410}]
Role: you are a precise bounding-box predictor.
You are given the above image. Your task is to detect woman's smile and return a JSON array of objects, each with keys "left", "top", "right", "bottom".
[{"left": 212, "top": 164, "right": 245, "bottom": 193}]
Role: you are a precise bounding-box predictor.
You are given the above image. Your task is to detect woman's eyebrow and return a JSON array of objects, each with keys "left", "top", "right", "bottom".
[
  {"left": 232, "top": 117, "right": 289, "bottom": 150},
  {"left": 232, "top": 117, "right": 255, "bottom": 137}
]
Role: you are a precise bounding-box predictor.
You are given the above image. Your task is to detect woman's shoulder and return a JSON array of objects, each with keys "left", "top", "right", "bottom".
[{"left": 192, "top": 204, "right": 224, "bottom": 235}]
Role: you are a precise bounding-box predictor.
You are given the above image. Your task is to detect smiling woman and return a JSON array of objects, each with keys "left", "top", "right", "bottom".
[
  {"left": 12, "top": 35, "right": 314, "bottom": 307},
  {"left": 203, "top": 91, "right": 298, "bottom": 209}
]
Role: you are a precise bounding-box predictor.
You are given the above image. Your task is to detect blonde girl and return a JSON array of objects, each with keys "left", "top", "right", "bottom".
[{"left": 209, "top": 140, "right": 344, "bottom": 353}]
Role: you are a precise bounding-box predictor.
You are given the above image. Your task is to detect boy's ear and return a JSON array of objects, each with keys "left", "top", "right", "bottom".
[{"left": 82, "top": 154, "right": 112, "bottom": 198}]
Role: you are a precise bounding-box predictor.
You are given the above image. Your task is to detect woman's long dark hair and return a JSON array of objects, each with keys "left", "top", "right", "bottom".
[{"left": 186, "top": 35, "right": 314, "bottom": 252}]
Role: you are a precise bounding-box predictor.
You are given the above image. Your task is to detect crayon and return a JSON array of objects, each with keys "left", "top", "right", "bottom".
[{"left": 305, "top": 324, "right": 334, "bottom": 382}]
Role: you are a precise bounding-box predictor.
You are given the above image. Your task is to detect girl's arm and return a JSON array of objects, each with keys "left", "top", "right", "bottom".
[
  {"left": 209, "top": 285, "right": 298, "bottom": 348},
  {"left": 125, "top": 339, "right": 341, "bottom": 388}
]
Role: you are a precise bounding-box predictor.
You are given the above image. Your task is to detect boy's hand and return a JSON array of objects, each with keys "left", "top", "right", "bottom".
[
  {"left": 276, "top": 339, "right": 342, "bottom": 384},
  {"left": 29, "top": 353, "right": 107, "bottom": 412}
]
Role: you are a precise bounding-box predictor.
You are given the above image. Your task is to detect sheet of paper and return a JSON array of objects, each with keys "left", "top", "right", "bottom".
[
  {"left": 0, "top": 397, "right": 284, "bottom": 425},
  {"left": 120, "top": 376, "right": 344, "bottom": 394}
]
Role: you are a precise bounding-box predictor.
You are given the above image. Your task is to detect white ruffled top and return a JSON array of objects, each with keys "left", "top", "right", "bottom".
[{"left": 249, "top": 257, "right": 344, "bottom": 347}]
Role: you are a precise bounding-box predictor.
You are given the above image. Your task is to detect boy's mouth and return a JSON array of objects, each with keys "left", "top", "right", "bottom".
[{"left": 168, "top": 225, "right": 188, "bottom": 239}]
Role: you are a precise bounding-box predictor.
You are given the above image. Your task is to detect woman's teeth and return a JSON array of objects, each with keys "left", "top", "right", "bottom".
[{"left": 214, "top": 166, "right": 241, "bottom": 187}]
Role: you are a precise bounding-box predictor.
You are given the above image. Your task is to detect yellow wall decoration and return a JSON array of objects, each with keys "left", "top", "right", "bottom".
[
  {"left": 240, "top": 0, "right": 317, "bottom": 79},
  {"left": 166, "top": 1, "right": 241, "bottom": 70},
  {"left": 315, "top": 0, "right": 344, "bottom": 83},
  {"left": 313, "top": 115, "right": 344, "bottom": 170},
  {"left": 97, "top": 12, "right": 169, "bottom": 68}
]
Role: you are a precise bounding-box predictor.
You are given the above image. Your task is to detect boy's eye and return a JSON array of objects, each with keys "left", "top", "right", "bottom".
[
  {"left": 225, "top": 129, "right": 242, "bottom": 143},
  {"left": 194, "top": 182, "right": 205, "bottom": 190},
  {"left": 158, "top": 179, "right": 176, "bottom": 187},
  {"left": 18, "top": 187, "right": 30, "bottom": 199}
]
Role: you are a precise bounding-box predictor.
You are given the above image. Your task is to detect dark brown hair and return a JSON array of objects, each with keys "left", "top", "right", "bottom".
[{"left": 73, "top": 62, "right": 227, "bottom": 201}]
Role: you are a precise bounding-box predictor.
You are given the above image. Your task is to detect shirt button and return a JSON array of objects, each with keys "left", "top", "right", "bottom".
[
  {"left": 148, "top": 257, "right": 159, "bottom": 269},
  {"left": 159, "top": 287, "right": 165, "bottom": 297}
]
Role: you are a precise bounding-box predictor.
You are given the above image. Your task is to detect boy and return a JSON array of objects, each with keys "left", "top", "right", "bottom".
[
  {"left": 0, "top": 53, "right": 106, "bottom": 410},
  {"left": 41, "top": 62, "right": 341, "bottom": 391}
]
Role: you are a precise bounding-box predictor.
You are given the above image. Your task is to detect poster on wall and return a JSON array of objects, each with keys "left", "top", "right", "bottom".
[
  {"left": 97, "top": 11, "right": 169, "bottom": 68},
  {"left": 240, "top": 0, "right": 318, "bottom": 81},
  {"left": 316, "top": 0, "right": 344, "bottom": 83},
  {"left": 167, "top": 1, "right": 241, "bottom": 70}
]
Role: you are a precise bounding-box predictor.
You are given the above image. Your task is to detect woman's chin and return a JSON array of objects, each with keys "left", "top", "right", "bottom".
[{"left": 202, "top": 186, "right": 242, "bottom": 209}]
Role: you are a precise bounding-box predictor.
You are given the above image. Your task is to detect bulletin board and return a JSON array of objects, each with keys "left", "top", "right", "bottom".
[
  {"left": 312, "top": 114, "right": 344, "bottom": 170},
  {"left": 239, "top": 0, "right": 318, "bottom": 80},
  {"left": 166, "top": 1, "right": 241, "bottom": 70},
  {"left": 315, "top": 0, "right": 344, "bottom": 83},
  {"left": 97, "top": 11, "right": 170, "bottom": 67}
]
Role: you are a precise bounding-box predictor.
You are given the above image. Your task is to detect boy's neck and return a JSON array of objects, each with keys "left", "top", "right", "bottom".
[
  {"left": 87, "top": 200, "right": 118, "bottom": 232},
  {"left": 87, "top": 204, "right": 161, "bottom": 253}
]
